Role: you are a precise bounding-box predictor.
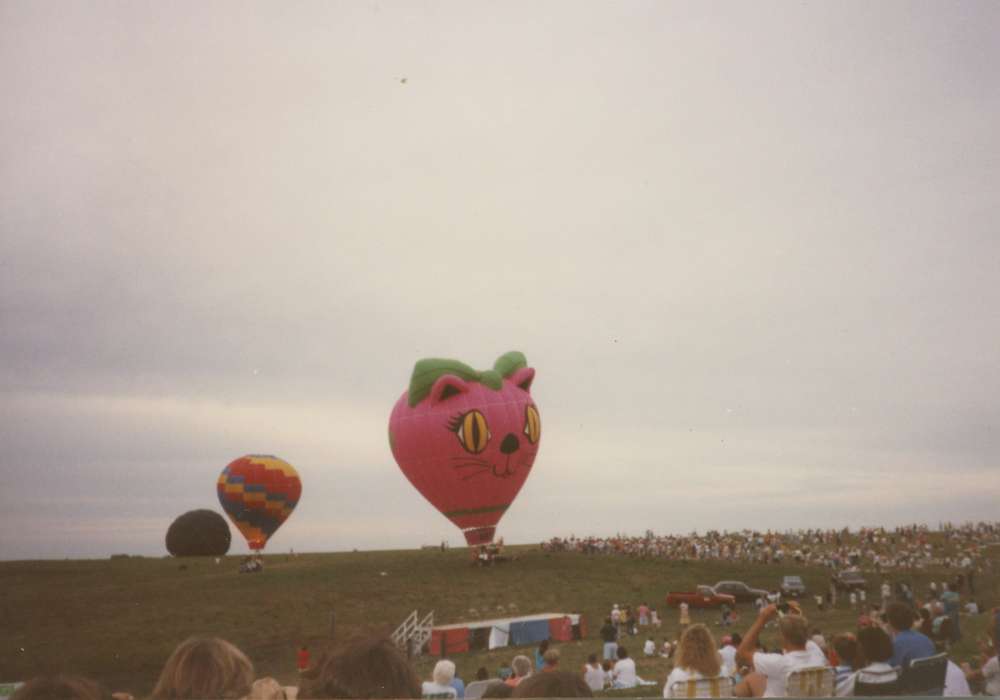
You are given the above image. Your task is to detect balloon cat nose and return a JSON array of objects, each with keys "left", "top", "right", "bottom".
[{"left": 500, "top": 433, "right": 520, "bottom": 455}]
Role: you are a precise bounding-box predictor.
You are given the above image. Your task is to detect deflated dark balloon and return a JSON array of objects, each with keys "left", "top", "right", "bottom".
[{"left": 166, "top": 509, "right": 232, "bottom": 556}]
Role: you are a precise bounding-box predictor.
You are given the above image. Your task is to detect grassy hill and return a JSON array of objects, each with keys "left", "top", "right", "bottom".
[{"left": 2, "top": 546, "right": 998, "bottom": 697}]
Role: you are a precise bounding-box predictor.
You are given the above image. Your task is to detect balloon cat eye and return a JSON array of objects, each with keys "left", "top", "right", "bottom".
[{"left": 448, "top": 410, "right": 491, "bottom": 454}]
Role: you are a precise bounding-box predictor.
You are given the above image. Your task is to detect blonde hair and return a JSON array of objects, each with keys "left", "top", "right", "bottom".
[
  {"left": 676, "top": 624, "right": 721, "bottom": 678},
  {"left": 152, "top": 637, "right": 254, "bottom": 699},
  {"left": 433, "top": 660, "right": 456, "bottom": 686},
  {"left": 249, "top": 678, "right": 287, "bottom": 700},
  {"left": 778, "top": 615, "right": 809, "bottom": 649},
  {"left": 511, "top": 655, "right": 533, "bottom": 678}
]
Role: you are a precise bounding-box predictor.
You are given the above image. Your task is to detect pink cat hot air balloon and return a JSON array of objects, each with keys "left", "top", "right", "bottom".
[{"left": 388, "top": 351, "right": 541, "bottom": 545}]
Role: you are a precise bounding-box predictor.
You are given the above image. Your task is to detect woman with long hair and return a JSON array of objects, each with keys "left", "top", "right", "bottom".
[
  {"left": 151, "top": 637, "right": 255, "bottom": 700},
  {"left": 298, "top": 635, "right": 421, "bottom": 699},
  {"left": 663, "top": 624, "right": 723, "bottom": 698}
]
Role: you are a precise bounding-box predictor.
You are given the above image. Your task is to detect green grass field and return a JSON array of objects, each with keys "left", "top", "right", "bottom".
[{"left": 2, "top": 546, "right": 998, "bottom": 697}]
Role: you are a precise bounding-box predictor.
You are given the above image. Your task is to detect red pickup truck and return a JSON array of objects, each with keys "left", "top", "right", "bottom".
[{"left": 665, "top": 585, "right": 736, "bottom": 609}]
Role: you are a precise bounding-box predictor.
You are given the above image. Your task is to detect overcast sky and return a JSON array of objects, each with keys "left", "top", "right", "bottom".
[{"left": 2, "top": 1, "right": 998, "bottom": 560}]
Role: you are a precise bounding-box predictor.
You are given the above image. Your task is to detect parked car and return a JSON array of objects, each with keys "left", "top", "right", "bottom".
[
  {"left": 780, "top": 575, "right": 806, "bottom": 597},
  {"left": 833, "top": 569, "right": 868, "bottom": 591},
  {"left": 666, "top": 585, "right": 737, "bottom": 609},
  {"left": 712, "top": 580, "right": 769, "bottom": 604}
]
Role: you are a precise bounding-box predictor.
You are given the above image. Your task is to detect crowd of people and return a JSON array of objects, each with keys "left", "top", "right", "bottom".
[
  {"left": 14, "top": 597, "right": 997, "bottom": 700},
  {"left": 6, "top": 609, "right": 995, "bottom": 700},
  {"left": 544, "top": 522, "right": 999, "bottom": 574},
  {"left": 11, "top": 521, "right": 997, "bottom": 699}
]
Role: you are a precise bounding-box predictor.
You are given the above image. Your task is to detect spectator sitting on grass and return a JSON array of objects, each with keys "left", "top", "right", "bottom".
[
  {"left": 582, "top": 653, "right": 606, "bottom": 692},
  {"left": 298, "top": 635, "right": 421, "bottom": 699},
  {"left": 152, "top": 637, "right": 254, "bottom": 700},
  {"left": 512, "top": 671, "right": 592, "bottom": 698},
  {"left": 660, "top": 639, "right": 674, "bottom": 659},
  {"left": 644, "top": 637, "right": 656, "bottom": 657},
  {"left": 504, "top": 656, "right": 532, "bottom": 688},
  {"left": 663, "top": 623, "right": 723, "bottom": 698},
  {"left": 886, "top": 602, "right": 935, "bottom": 670},
  {"left": 734, "top": 605, "right": 827, "bottom": 697},
  {"left": 422, "top": 660, "right": 459, "bottom": 699},
  {"left": 611, "top": 646, "right": 656, "bottom": 688},
  {"left": 612, "top": 646, "right": 639, "bottom": 689}
]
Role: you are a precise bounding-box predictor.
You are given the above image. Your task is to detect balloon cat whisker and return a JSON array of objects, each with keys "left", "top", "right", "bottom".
[{"left": 460, "top": 468, "right": 491, "bottom": 481}]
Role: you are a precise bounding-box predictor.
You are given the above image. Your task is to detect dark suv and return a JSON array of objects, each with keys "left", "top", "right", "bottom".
[{"left": 712, "top": 580, "right": 769, "bottom": 604}]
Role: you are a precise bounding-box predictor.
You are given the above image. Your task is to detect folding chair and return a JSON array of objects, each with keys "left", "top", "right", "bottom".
[
  {"left": 854, "top": 677, "right": 903, "bottom": 696},
  {"left": 667, "top": 676, "right": 734, "bottom": 698},
  {"left": 784, "top": 666, "right": 834, "bottom": 697},
  {"left": 847, "top": 666, "right": 903, "bottom": 697},
  {"left": 901, "top": 653, "right": 947, "bottom": 696},
  {"left": 464, "top": 680, "right": 500, "bottom": 700}
]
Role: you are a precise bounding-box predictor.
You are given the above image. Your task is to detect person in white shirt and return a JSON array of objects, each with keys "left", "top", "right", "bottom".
[
  {"left": 944, "top": 659, "right": 972, "bottom": 697},
  {"left": 612, "top": 646, "right": 638, "bottom": 688},
  {"left": 719, "top": 634, "right": 740, "bottom": 677},
  {"left": 734, "top": 604, "right": 828, "bottom": 697},
  {"left": 421, "top": 660, "right": 458, "bottom": 699},
  {"left": 644, "top": 638, "right": 656, "bottom": 657},
  {"left": 664, "top": 624, "right": 726, "bottom": 698},
  {"left": 582, "top": 653, "right": 606, "bottom": 692},
  {"left": 962, "top": 634, "right": 1000, "bottom": 696}
]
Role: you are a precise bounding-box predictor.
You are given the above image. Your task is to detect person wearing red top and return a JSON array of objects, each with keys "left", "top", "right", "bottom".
[{"left": 296, "top": 646, "right": 310, "bottom": 673}]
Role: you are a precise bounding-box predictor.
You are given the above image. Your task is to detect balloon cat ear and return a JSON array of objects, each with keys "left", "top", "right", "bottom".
[
  {"left": 509, "top": 367, "right": 535, "bottom": 393},
  {"left": 429, "top": 374, "right": 471, "bottom": 405}
]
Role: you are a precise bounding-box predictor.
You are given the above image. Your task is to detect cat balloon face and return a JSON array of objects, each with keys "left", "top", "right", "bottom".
[{"left": 388, "top": 351, "right": 541, "bottom": 545}]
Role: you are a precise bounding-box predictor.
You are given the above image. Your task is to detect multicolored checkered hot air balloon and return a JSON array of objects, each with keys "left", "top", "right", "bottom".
[{"left": 217, "top": 455, "right": 301, "bottom": 551}]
